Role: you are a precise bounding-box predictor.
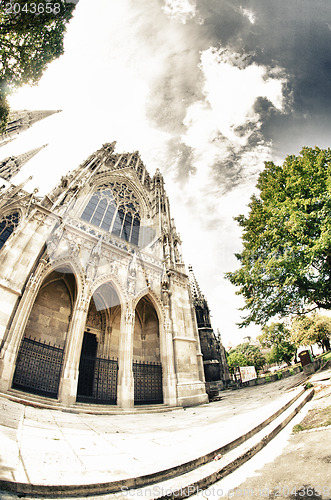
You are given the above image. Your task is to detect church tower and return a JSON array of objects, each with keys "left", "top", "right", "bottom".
[
  {"left": 188, "top": 265, "right": 231, "bottom": 385},
  {"left": 0, "top": 110, "right": 60, "bottom": 147},
  {"left": 0, "top": 142, "right": 207, "bottom": 409},
  {"left": 0, "top": 144, "right": 48, "bottom": 181}
]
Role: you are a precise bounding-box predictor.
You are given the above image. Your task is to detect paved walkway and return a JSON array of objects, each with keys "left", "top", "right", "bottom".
[
  {"left": 0, "top": 373, "right": 308, "bottom": 490},
  {"left": 189, "top": 368, "right": 331, "bottom": 500}
]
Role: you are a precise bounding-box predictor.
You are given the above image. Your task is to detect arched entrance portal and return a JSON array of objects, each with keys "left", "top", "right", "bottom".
[
  {"left": 76, "top": 282, "right": 121, "bottom": 404},
  {"left": 12, "top": 268, "right": 77, "bottom": 398},
  {"left": 133, "top": 295, "right": 163, "bottom": 405}
]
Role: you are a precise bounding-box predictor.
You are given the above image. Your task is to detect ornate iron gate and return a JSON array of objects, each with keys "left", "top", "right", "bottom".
[
  {"left": 77, "top": 355, "right": 118, "bottom": 404},
  {"left": 12, "top": 336, "right": 64, "bottom": 398},
  {"left": 133, "top": 361, "right": 163, "bottom": 404}
]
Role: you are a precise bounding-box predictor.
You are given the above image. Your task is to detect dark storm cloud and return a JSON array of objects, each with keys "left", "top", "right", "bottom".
[
  {"left": 237, "top": 0, "right": 331, "bottom": 158},
  {"left": 166, "top": 138, "right": 197, "bottom": 180},
  {"left": 145, "top": 0, "right": 331, "bottom": 188}
]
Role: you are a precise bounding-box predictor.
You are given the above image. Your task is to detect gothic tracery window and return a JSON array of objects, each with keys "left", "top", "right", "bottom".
[
  {"left": 81, "top": 183, "right": 140, "bottom": 245},
  {"left": 0, "top": 212, "right": 20, "bottom": 249}
]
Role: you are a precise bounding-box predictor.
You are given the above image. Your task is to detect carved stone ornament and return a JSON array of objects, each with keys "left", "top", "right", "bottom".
[
  {"left": 108, "top": 260, "right": 118, "bottom": 275},
  {"left": 47, "top": 220, "right": 65, "bottom": 255},
  {"left": 127, "top": 275, "right": 136, "bottom": 295},
  {"left": 26, "top": 273, "right": 40, "bottom": 292},
  {"left": 125, "top": 306, "right": 135, "bottom": 325},
  {"left": 127, "top": 250, "right": 137, "bottom": 295}
]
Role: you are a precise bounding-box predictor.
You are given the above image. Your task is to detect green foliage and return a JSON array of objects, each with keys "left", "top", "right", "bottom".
[
  {"left": 225, "top": 147, "right": 331, "bottom": 327},
  {"left": 292, "top": 424, "right": 305, "bottom": 433},
  {"left": 259, "top": 322, "right": 296, "bottom": 365},
  {"left": 291, "top": 314, "right": 331, "bottom": 351},
  {"left": 227, "top": 342, "right": 266, "bottom": 373},
  {"left": 226, "top": 351, "right": 247, "bottom": 373},
  {"left": 0, "top": 93, "right": 10, "bottom": 133},
  {"left": 277, "top": 372, "right": 282, "bottom": 379},
  {"left": 0, "top": 0, "right": 75, "bottom": 129}
]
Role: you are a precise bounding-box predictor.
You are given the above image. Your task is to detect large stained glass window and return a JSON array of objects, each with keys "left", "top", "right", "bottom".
[
  {"left": 81, "top": 183, "right": 140, "bottom": 245},
  {"left": 0, "top": 212, "right": 20, "bottom": 249}
]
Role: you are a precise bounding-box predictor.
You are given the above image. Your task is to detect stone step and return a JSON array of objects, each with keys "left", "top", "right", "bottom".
[
  {"left": 118, "top": 387, "right": 314, "bottom": 500},
  {"left": 2, "top": 389, "right": 180, "bottom": 414},
  {"left": 0, "top": 386, "right": 313, "bottom": 498}
]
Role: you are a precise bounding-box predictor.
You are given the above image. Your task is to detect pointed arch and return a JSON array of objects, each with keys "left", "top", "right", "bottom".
[
  {"left": 132, "top": 292, "right": 163, "bottom": 404},
  {"left": 90, "top": 273, "right": 127, "bottom": 307},
  {"left": 94, "top": 171, "right": 152, "bottom": 217},
  {"left": 41, "top": 257, "right": 84, "bottom": 297},
  {"left": 76, "top": 278, "right": 122, "bottom": 404},
  {"left": 133, "top": 288, "right": 165, "bottom": 327},
  {"left": 23, "top": 267, "right": 77, "bottom": 348},
  {"left": 12, "top": 265, "right": 78, "bottom": 398}
]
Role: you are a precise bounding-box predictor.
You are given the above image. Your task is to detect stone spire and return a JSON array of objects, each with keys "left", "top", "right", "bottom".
[
  {"left": 0, "top": 110, "right": 61, "bottom": 146},
  {"left": 188, "top": 264, "right": 204, "bottom": 303},
  {"left": 188, "top": 265, "right": 231, "bottom": 385},
  {"left": 0, "top": 144, "right": 48, "bottom": 181}
]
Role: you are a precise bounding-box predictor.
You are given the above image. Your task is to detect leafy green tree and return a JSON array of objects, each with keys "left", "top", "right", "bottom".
[
  {"left": 258, "top": 322, "right": 296, "bottom": 365},
  {"left": 227, "top": 342, "right": 266, "bottom": 374},
  {"left": 310, "top": 316, "right": 331, "bottom": 351},
  {"left": 0, "top": 0, "right": 76, "bottom": 130},
  {"left": 0, "top": 93, "right": 10, "bottom": 133},
  {"left": 226, "top": 147, "right": 331, "bottom": 327},
  {"left": 291, "top": 314, "right": 331, "bottom": 352},
  {"left": 226, "top": 351, "right": 247, "bottom": 374},
  {"left": 290, "top": 316, "right": 314, "bottom": 349}
]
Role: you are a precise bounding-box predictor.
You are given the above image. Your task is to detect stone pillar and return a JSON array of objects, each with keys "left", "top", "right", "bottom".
[
  {"left": 0, "top": 213, "right": 53, "bottom": 289},
  {"left": 160, "top": 310, "right": 177, "bottom": 406},
  {"left": 58, "top": 286, "right": 90, "bottom": 406},
  {"left": 117, "top": 301, "right": 135, "bottom": 408},
  {"left": 0, "top": 259, "right": 46, "bottom": 392},
  {"left": 0, "top": 216, "right": 35, "bottom": 271}
]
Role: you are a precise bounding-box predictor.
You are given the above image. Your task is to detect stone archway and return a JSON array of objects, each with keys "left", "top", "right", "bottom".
[
  {"left": 133, "top": 295, "right": 163, "bottom": 404},
  {"left": 12, "top": 269, "right": 77, "bottom": 398},
  {"left": 76, "top": 281, "right": 121, "bottom": 404}
]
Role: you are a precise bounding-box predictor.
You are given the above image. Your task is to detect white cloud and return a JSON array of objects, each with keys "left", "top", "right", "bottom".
[
  {"left": 240, "top": 7, "right": 256, "bottom": 24},
  {"left": 199, "top": 47, "right": 285, "bottom": 142},
  {"left": 162, "top": 0, "right": 197, "bottom": 24}
]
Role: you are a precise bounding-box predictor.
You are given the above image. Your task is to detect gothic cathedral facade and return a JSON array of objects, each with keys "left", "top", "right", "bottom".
[{"left": 0, "top": 142, "right": 208, "bottom": 408}]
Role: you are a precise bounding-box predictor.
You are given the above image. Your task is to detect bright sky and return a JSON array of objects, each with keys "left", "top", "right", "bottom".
[{"left": 3, "top": 0, "right": 331, "bottom": 348}]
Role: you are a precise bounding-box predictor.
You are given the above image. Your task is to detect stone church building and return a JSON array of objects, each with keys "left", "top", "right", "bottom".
[{"left": 0, "top": 140, "right": 210, "bottom": 408}]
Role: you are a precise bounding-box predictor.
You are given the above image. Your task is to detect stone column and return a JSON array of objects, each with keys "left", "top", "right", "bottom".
[
  {"left": 0, "top": 259, "right": 46, "bottom": 392},
  {"left": 0, "top": 212, "right": 53, "bottom": 289},
  {"left": 117, "top": 301, "right": 135, "bottom": 408},
  {"left": 160, "top": 309, "right": 178, "bottom": 406},
  {"left": 58, "top": 286, "right": 90, "bottom": 406}
]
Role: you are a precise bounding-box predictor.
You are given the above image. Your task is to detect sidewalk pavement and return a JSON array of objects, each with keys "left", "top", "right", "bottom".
[
  {"left": 189, "top": 367, "right": 331, "bottom": 500},
  {"left": 0, "top": 372, "right": 309, "bottom": 493}
]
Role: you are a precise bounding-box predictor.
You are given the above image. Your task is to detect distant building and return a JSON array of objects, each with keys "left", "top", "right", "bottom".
[
  {"left": 188, "top": 265, "right": 231, "bottom": 385},
  {"left": 0, "top": 142, "right": 208, "bottom": 408}
]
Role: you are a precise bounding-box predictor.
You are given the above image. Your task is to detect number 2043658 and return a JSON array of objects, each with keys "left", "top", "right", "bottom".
[{"left": 2, "top": 2, "right": 61, "bottom": 14}]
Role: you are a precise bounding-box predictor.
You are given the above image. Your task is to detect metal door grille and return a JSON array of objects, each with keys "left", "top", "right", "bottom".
[
  {"left": 133, "top": 361, "right": 163, "bottom": 404},
  {"left": 77, "top": 355, "right": 118, "bottom": 404},
  {"left": 12, "top": 336, "right": 64, "bottom": 398}
]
